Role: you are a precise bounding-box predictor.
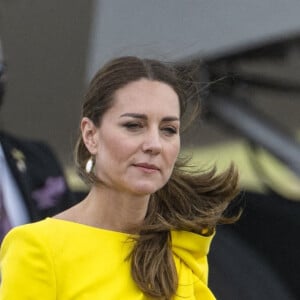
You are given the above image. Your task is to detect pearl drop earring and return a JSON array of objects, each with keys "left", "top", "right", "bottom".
[{"left": 85, "top": 157, "right": 94, "bottom": 173}]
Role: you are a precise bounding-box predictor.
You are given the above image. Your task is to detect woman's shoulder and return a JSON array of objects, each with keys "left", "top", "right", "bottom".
[
  {"left": 0, "top": 219, "right": 56, "bottom": 264},
  {"left": 7, "top": 217, "right": 67, "bottom": 233},
  {"left": 171, "top": 230, "right": 215, "bottom": 257},
  {"left": 3, "top": 217, "right": 132, "bottom": 252},
  {"left": 1, "top": 218, "right": 56, "bottom": 249}
]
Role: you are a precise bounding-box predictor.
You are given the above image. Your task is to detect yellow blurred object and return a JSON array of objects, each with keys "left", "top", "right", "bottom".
[{"left": 183, "top": 140, "right": 300, "bottom": 201}]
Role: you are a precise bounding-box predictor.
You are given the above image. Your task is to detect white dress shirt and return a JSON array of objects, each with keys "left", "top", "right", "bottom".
[{"left": 0, "top": 143, "right": 29, "bottom": 227}]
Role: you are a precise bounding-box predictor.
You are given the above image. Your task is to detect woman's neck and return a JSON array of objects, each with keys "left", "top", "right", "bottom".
[{"left": 56, "top": 185, "right": 150, "bottom": 234}]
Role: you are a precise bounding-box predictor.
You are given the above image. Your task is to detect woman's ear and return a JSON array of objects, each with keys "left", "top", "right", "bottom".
[{"left": 81, "top": 117, "right": 99, "bottom": 155}]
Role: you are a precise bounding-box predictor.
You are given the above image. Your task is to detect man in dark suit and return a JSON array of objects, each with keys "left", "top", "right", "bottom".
[{"left": 0, "top": 40, "right": 75, "bottom": 241}]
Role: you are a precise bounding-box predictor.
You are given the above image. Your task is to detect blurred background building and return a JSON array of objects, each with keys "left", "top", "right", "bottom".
[{"left": 1, "top": 1, "right": 300, "bottom": 299}]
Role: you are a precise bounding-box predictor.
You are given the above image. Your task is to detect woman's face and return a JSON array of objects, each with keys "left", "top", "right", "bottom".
[{"left": 82, "top": 78, "right": 180, "bottom": 196}]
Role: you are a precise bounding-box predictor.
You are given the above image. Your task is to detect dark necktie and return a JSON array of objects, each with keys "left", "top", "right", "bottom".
[{"left": 0, "top": 182, "right": 11, "bottom": 242}]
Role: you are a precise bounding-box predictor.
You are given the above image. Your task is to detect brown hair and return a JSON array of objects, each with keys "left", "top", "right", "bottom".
[{"left": 75, "top": 56, "right": 239, "bottom": 299}]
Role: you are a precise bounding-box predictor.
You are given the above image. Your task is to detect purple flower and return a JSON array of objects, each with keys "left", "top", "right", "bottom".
[{"left": 32, "top": 176, "right": 66, "bottom": 209}]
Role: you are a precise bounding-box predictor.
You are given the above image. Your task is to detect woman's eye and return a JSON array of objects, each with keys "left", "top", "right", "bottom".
[
  {"left": 162, "top": 127, "right": 177, "bottom": 135},
  {"left": 123, "top": 122, "right": 143, "bottom": 130}
]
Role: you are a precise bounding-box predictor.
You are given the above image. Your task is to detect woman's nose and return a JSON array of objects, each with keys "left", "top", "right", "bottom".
[{"left": 142, "top": 129, "right": 162, "bottom": 154}]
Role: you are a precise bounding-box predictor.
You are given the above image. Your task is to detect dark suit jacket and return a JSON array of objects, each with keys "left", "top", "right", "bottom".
[{"left": 0, "top": 130, "right": 76, "bottom": 222}]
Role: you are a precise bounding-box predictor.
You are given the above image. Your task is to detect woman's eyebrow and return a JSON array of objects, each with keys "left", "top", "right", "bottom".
[
  {"left": 120, "top": 113, "right": 147, "bottom": 119},
  {"left": 120, "top": 113, "right": 179, "bottom": 122},
  {"left": 162, "top": 116, "right": 180, "bottom": 122}
]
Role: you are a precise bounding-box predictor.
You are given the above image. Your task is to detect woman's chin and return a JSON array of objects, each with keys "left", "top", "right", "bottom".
[{"left": 130, "top": 183, "right": 163, "bottom": 196}]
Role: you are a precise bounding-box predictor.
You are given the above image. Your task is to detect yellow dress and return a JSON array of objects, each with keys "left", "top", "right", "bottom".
[{"left": 0, "top": 218, "right": 216, "bottom": 299}]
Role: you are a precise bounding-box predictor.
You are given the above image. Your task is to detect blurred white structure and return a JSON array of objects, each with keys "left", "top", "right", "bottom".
[{"left": 87, "top": 0, "right": 300, "bottom": 79}]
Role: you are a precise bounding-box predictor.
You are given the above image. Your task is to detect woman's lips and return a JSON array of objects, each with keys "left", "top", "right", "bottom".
[{"left": 133, "top": 163, "right": 160, "bottom": 173}]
